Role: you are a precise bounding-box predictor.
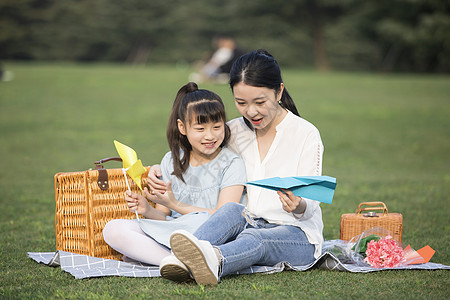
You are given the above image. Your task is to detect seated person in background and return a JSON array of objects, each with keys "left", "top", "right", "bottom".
[
  {"left": 189, "top": 36, "right": 243, "bottom": 84},
  {"left": 0, "top": 62, "right": 14, "bottom": 82}
]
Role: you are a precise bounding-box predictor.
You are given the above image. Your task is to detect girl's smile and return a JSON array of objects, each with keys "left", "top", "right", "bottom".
[{"left": 202, "top": 141, "right": 217, "bottom": 149}]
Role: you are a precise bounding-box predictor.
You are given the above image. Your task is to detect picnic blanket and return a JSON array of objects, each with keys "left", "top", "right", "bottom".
[{"left": 27, "top": 240, "right": 449, "bottom": 279}]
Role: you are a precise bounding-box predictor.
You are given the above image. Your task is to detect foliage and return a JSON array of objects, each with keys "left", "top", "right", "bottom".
[
  {"left": 0, "top": 0, "right": 449, "bottom": 71},
  {"left": 351, "top": 0, "right": 450, "bottom": 72}
]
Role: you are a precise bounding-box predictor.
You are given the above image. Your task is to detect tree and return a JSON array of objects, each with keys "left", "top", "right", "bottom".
[
  {"left": 355, "top": 0, "right": 450, "bottom": 72},
  {"left": 1, "top": 0, "right": 448, "bottom": 72}
]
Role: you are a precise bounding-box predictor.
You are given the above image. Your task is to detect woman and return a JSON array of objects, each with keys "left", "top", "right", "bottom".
[{"left": 149, "top": 49, "right": 324, "bottom": 285}]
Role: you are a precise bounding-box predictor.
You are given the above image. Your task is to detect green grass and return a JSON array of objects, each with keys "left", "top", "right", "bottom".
[{"left": 0, "top": 63, "right": 449, "bottom": 299}]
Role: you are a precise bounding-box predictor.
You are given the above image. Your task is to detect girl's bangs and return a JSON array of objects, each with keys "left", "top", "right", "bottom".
[{"left": 187, "top": 100, "right": 225, "bottom": 124}]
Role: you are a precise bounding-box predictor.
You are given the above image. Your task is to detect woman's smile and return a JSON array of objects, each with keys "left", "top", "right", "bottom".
[{"left": 250, "top": 117, "right": 263, "bottom": 126}]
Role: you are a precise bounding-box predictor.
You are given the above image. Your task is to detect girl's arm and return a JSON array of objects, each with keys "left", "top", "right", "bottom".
[
  {"left": 125, "top": 190, "right": 171, "bottom": 220},
  {"left": 145, "top": 183, "right": 244, "bottom": 215}
]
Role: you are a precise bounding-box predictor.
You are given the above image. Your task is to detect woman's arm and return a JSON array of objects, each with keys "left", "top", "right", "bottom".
[
  {"left": 292, "top": 130, "right": 324, "bottom": 219},
  {"left": 277, "top": 130, "right": 323, "bottom": 217},
  {"left": 277, "top": 189, "right": 306, "bottom": 214},
  {"left": 145, "top": 183, "right": 244, "bottom": 215},
  {"left": 146, "top": 164, "right": 167, "bottom": 194}
]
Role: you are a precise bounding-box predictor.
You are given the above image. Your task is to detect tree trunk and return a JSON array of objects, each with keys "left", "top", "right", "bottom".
[
  {"left": 309, "top": 0, "right": 330, "bottom": 72},
  {"left": 313, "top": 24, "right": 329, "bottom": 71},
  {"left": 126, "top": 41, "right": 151, "bottom": 65}
]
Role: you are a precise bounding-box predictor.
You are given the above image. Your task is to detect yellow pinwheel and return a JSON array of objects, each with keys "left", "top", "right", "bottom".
[
  {"left": 114, "top": 140, "right": 146, "bottom": 190},
  {"left": 114, "top": 140, "right": 147, "bottom": 219}
]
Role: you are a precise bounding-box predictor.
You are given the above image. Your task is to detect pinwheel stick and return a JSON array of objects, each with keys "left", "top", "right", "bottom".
[{"left": 122, "top": 168, "right": 140, "bottom": 220}]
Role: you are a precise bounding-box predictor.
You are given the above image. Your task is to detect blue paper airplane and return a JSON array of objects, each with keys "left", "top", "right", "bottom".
[{"left": 247, "top": 176, "right": 337, "bottom": 204}]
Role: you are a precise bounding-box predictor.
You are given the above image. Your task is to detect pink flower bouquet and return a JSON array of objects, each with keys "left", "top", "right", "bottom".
[
  {"left": 346, "top": 227, "right": 435, "bottom": 268},
  {"left": 364, "top": 235, "right": 405, "bottom": 268}
]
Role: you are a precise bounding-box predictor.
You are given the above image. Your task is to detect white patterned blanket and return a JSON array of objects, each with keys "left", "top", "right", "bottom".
[{"left": 28, "top": 240, "right": 449, "bottom": 279}]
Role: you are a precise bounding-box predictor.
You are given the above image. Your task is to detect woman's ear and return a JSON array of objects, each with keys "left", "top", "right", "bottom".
[
  {"left": 177, "top": 119, "right": 186, "bottom": 135},
  {"left": 277, "top": 83, "right": 285, "bottom": 101}
]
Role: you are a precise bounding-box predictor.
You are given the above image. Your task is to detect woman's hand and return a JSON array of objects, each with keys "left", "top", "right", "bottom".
[
  {"left": 146, "top": 164, "right": 167, "bottom": 195},
  {"left": 125, "top": 190, "right": 152, "bottom": 216},
  {"left": 144, "top": 181, "right": 178, "bottom": 209},
  {"left": 277, "top": 189, "right": 306, "bottom": 214}
]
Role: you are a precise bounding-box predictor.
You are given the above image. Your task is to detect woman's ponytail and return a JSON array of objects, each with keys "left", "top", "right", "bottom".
[{"left": 280, "top": 88, "right": 300, "bottom": 117}]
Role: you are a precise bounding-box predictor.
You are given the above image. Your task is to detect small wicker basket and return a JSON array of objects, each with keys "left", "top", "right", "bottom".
[
  {"left": 54, "top": 158, "right": 152, "bottom": 260},
  {"left": 340, "top": 202, "right": 403, "bottom": 243}
]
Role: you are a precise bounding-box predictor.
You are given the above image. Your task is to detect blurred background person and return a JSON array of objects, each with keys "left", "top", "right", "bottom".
[
  {"left": 0, "top": 62, "right": 14, "bottom": 82},
  {"left": 189, "top": 36, "right": 243, "bottom": 84}
]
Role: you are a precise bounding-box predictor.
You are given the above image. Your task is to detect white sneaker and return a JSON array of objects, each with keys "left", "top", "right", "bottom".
[
  {"left": 159, "top": 254, "right": 192, "bottom": 283},
  {"left": 170, "top": 230, "right": 220, "bottom": 285}
]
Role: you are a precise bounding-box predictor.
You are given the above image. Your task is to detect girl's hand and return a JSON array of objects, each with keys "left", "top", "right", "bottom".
[
  {"left": 277, "top": 189, "right": 306, "bottom": 214},
  {"left": 124, "top": 190, "right": 152, "bottom": 216},
  {"left": 145, "top": 181, "right": 178, "bottom": 209},
  {"left": 146, "top": 164, "right": 167, "bottom": 195}
]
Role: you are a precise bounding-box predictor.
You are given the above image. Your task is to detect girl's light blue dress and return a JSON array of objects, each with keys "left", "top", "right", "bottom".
[{"left": 138, "top": 147, "right": 246, "bottom": 248}]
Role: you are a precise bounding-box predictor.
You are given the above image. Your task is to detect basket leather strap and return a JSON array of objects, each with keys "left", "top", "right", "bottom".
[
  {"left": 97, "top": 169, "right": 109, "bottom": 191},
  {"left": 94, "top": 157, "right": 122, "bottom": 191}
]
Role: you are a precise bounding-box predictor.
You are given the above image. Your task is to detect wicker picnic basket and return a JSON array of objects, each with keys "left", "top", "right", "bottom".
[
  {"left": 54, "top": 157, "right": 152, "bottom": 260},
  {"left": 340, "top": 201, "right": 403, "bottom": 243}
]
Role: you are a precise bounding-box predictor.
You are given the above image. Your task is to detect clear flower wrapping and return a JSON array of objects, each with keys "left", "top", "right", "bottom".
[{"left": 325, "top": 227, "right": 431, "bottom": 268}]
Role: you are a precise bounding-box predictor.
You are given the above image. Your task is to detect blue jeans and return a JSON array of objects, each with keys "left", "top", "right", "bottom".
[{"left": 194, "top": 202, "right": 316, "bottom": 277}]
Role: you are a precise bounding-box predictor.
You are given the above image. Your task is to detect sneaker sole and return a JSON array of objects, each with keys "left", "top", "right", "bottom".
[
  {"left": 160, "top": 263, "right": 192, "bottom": 283},
  {"left": 170, "top": 233, "right": 218, "bottom": 285}
]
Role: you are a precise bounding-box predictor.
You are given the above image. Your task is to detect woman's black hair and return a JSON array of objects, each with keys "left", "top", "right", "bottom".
[
  {"left": 229, "top": 49, "right": 300, "bottom": 128},
  {"left": 166, "top": 82, "right": 231, "bottom": 182}
]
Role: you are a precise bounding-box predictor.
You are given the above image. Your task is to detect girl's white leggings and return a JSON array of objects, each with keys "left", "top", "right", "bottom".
[{"left": 103, "top": 219, "right": 170, "bottom": 265}]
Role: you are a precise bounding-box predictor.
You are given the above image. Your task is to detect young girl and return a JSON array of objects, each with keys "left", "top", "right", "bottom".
[
  {"left": 151, "top": 50, "right": 324, "bottom": 285},
  {"left": 103, "top": 82, "right": 246, "bottom": 278}
]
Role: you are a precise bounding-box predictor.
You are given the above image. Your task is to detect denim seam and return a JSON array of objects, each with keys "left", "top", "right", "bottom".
[
  {"left": 214, "top": 223, "right": 246, "bottom": 245},
  {"left": 261, "top": 239, "right": 312, "bottom": 246},
  {"left": 224, "top": 241, "right": 264, "bottom": 263}
]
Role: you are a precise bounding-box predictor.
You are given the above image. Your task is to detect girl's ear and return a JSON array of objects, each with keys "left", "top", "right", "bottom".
[{"left": 177, "top": 119, "right": 186, "bottom": 135}]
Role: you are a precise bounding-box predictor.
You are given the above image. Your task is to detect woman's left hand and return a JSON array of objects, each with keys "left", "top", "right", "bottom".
[
  {"left": 144, "top": 181, "right": 178, "bottom": 209},
  {"left": 277, "top": 189, "right": 305, "bottom": 213}
]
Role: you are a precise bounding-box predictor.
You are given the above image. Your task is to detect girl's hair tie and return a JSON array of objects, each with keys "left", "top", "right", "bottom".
[{"left": 186, "top": 82, "right": 198, "bottom": 93}]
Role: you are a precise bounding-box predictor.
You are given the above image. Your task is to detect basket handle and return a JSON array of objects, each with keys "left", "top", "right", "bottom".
[
  {"left": 94, "top": 157, "right": 122, "bottom": 170},
  {"left": 355, "top": 201, "right": 388, "bottom": 215}
]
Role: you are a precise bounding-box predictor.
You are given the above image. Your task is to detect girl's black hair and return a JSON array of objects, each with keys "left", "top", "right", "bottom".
[
  {"left": 167, "top": 82, "right": 230, "bottom": 182},
  {"left": 229, "top": 49, "right": 300, "bottom": 128}
]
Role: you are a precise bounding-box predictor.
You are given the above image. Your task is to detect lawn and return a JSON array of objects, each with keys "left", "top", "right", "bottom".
[{"left": 0, "top": 63, "right": 449, "bottom": 299}]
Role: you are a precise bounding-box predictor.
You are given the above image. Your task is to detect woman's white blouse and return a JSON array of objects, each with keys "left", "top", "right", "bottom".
[{"left": 227, "top": 111, "right": 324, "bottom": 258}]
